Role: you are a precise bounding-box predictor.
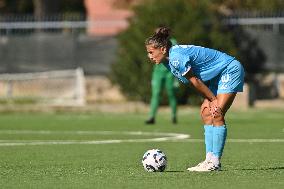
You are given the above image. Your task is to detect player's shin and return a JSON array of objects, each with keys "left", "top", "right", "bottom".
[
  {"left": 204, "top": 125, "right": 214, "bottom": 161},
  {"left": 212, "top": 125, "right": 227, "bottom": 165}
]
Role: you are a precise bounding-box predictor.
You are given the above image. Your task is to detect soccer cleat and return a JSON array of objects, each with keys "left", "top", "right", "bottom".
[
  {"left": 187, "top": 161, "right": 221, "bottom": 172},
  {"left": 145, "top": 117, "right": 155, "bottom": 124},
  {"left": 204, "top": 162, "right": 221, "bottom": 171},
  {"left": 187, "top": 160, "right": 208, "bottom": 171}
]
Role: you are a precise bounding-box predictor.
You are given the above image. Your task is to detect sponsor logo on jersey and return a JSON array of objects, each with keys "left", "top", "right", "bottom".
[
  {"left": 171, "top": 59, "right": 179, "bottom": 68},
  {"left": 220, "top": 73, "right": 230, "bottom": 89},
  {"left": 221, "top": 73, "right": 230, "bottom": 83}
]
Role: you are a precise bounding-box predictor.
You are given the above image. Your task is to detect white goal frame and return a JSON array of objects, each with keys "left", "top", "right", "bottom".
[{"left": 0, "top": 68, "right": 86, "bottom": 106}]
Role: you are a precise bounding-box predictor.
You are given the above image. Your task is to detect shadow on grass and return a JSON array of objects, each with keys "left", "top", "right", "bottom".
[
  {"left": 164, "top": 170, "right": 185, "bottom": 173},
  {"left": 231, "top": 166, "right": 284, "bottom": 171},
  {"left": 164, "top": 167, "right": 284, "bottom": 173}
]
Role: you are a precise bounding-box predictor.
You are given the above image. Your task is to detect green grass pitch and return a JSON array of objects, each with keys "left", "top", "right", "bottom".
[{"left": 0, "top": 108, "right": 283, "bottom": 189}]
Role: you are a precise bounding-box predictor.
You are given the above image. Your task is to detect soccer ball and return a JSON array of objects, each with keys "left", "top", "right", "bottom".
[{"left": 142, "top": 149, "right": 167, "bottom": 172}]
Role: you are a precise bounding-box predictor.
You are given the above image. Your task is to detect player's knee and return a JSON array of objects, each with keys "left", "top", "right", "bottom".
[
  {"left": 200, "top": 100, "right": 212, "bottom": 124},
  {"left": 201, "top": 108, "right": 212, "bottom": 124},
  {"left": 212, "top": 110, "right": 225, "bottom": 124}
]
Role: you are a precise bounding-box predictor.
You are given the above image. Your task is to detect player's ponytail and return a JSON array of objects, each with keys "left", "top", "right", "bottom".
[
  {"left": 155, "top": 27, "right": 170, "bottom": 40},
  {"left": 145, "top": 26, "right": 172, "bottom": 51}
]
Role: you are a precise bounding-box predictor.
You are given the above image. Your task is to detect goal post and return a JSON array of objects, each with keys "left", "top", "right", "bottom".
[{"left": 0, "top": 67, "right": 86, "bottom": 106}]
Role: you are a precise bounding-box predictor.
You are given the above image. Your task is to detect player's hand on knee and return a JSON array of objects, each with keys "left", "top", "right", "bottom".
[{"left": 209, "top": 99, "right": 223, "bottom": 118}]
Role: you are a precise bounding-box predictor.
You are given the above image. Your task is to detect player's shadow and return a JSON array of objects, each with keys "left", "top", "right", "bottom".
[
  {"left": 165, "top": 167, "right": 284, "bottom": 172},
  {"left": 164, "top": 170, "right": 185, "bottom": 173},
  {"left": 235, "top": 166, "right": 284, "bottom": 171}
]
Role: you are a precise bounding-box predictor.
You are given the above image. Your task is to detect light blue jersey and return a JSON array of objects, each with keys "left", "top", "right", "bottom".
[
  {"left": 167, "top": 45, "right": 235, "bottom": 82},
  {"left": 164, "top": 45, "right": 244, "bottom": 94}
]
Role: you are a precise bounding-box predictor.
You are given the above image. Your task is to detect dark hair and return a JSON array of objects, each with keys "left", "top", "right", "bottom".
[{"left": 145, "top": 26, "right": 172, "bottom": 51}]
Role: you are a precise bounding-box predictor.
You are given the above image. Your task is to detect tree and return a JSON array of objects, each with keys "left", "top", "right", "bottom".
[{"left": 0, "top": 0, "right": 33, "bottom": 14}]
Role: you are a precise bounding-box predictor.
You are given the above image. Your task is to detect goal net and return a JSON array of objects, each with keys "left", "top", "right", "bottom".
[{"left": 0, "top": 68, "right": 85, "bottom": 106}]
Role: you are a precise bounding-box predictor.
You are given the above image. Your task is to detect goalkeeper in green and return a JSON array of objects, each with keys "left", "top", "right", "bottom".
[{"left": 145, "top": 37, "right": 178, "bottom": 125}]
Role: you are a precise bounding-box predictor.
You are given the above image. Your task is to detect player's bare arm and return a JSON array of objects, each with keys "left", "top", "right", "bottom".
[
  {"left": 184, "top": 69, "right": 216, "bottom": 102},
  {"left": 184, "top": 70, "right": 220, "bottom": 118}
]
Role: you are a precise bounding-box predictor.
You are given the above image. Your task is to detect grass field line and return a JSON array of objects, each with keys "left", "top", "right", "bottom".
[
  {"left": 0, "top": 130, "right": 189, "bottom": 146},
  {"left": 0, "top": 130, "right": 283, "bottom": 146},
  {"left": 0, "top": 130, "right": 189, "bottom": 137},
  {"left": 0, "top": 138, "right": 284, "bottom": 146}
]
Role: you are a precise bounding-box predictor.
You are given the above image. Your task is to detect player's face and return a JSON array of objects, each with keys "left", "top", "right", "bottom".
[{"left": 146, "top": 44, "right": 167, "bottom": 64}]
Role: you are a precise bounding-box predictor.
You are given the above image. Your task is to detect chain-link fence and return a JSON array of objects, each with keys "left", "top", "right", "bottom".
[
  {"left": 0, "top": 14, "right": 118, "bottom": 75},
  {"left": 226, "top": 11, "right": 284, "bottom": 101}
]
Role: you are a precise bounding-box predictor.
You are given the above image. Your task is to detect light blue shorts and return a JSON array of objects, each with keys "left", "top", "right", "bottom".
[{"left": 207, "top": 60, "right": 245, "bottom": 95}]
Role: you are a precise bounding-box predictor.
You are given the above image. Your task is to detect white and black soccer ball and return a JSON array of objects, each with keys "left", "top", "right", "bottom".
[{"left": 142, "top": 149, "right": 167, "bottom": 172}]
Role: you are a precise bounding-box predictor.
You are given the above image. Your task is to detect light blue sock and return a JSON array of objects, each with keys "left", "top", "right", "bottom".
[
  {"left": 212, "top": 125, "right": 227, "bottom": 158},
  {"left": 204, "top": 125, "right": 214, "bottom": 155}
]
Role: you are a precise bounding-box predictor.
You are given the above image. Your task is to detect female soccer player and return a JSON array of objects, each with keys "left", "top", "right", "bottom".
[{"left": 145, "top": 27, "right": 244, "bottom": 172}]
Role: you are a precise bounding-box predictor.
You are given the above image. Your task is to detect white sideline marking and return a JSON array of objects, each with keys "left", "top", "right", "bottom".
[
  {"left": 0, "top": 130, "right": 189, "bottom": 146},
  {"left": 0, "top": 130, "right": 187, "bottom": 137},
  {"left": 0, "top": 130, "right": 283, "bottom": 146}
]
